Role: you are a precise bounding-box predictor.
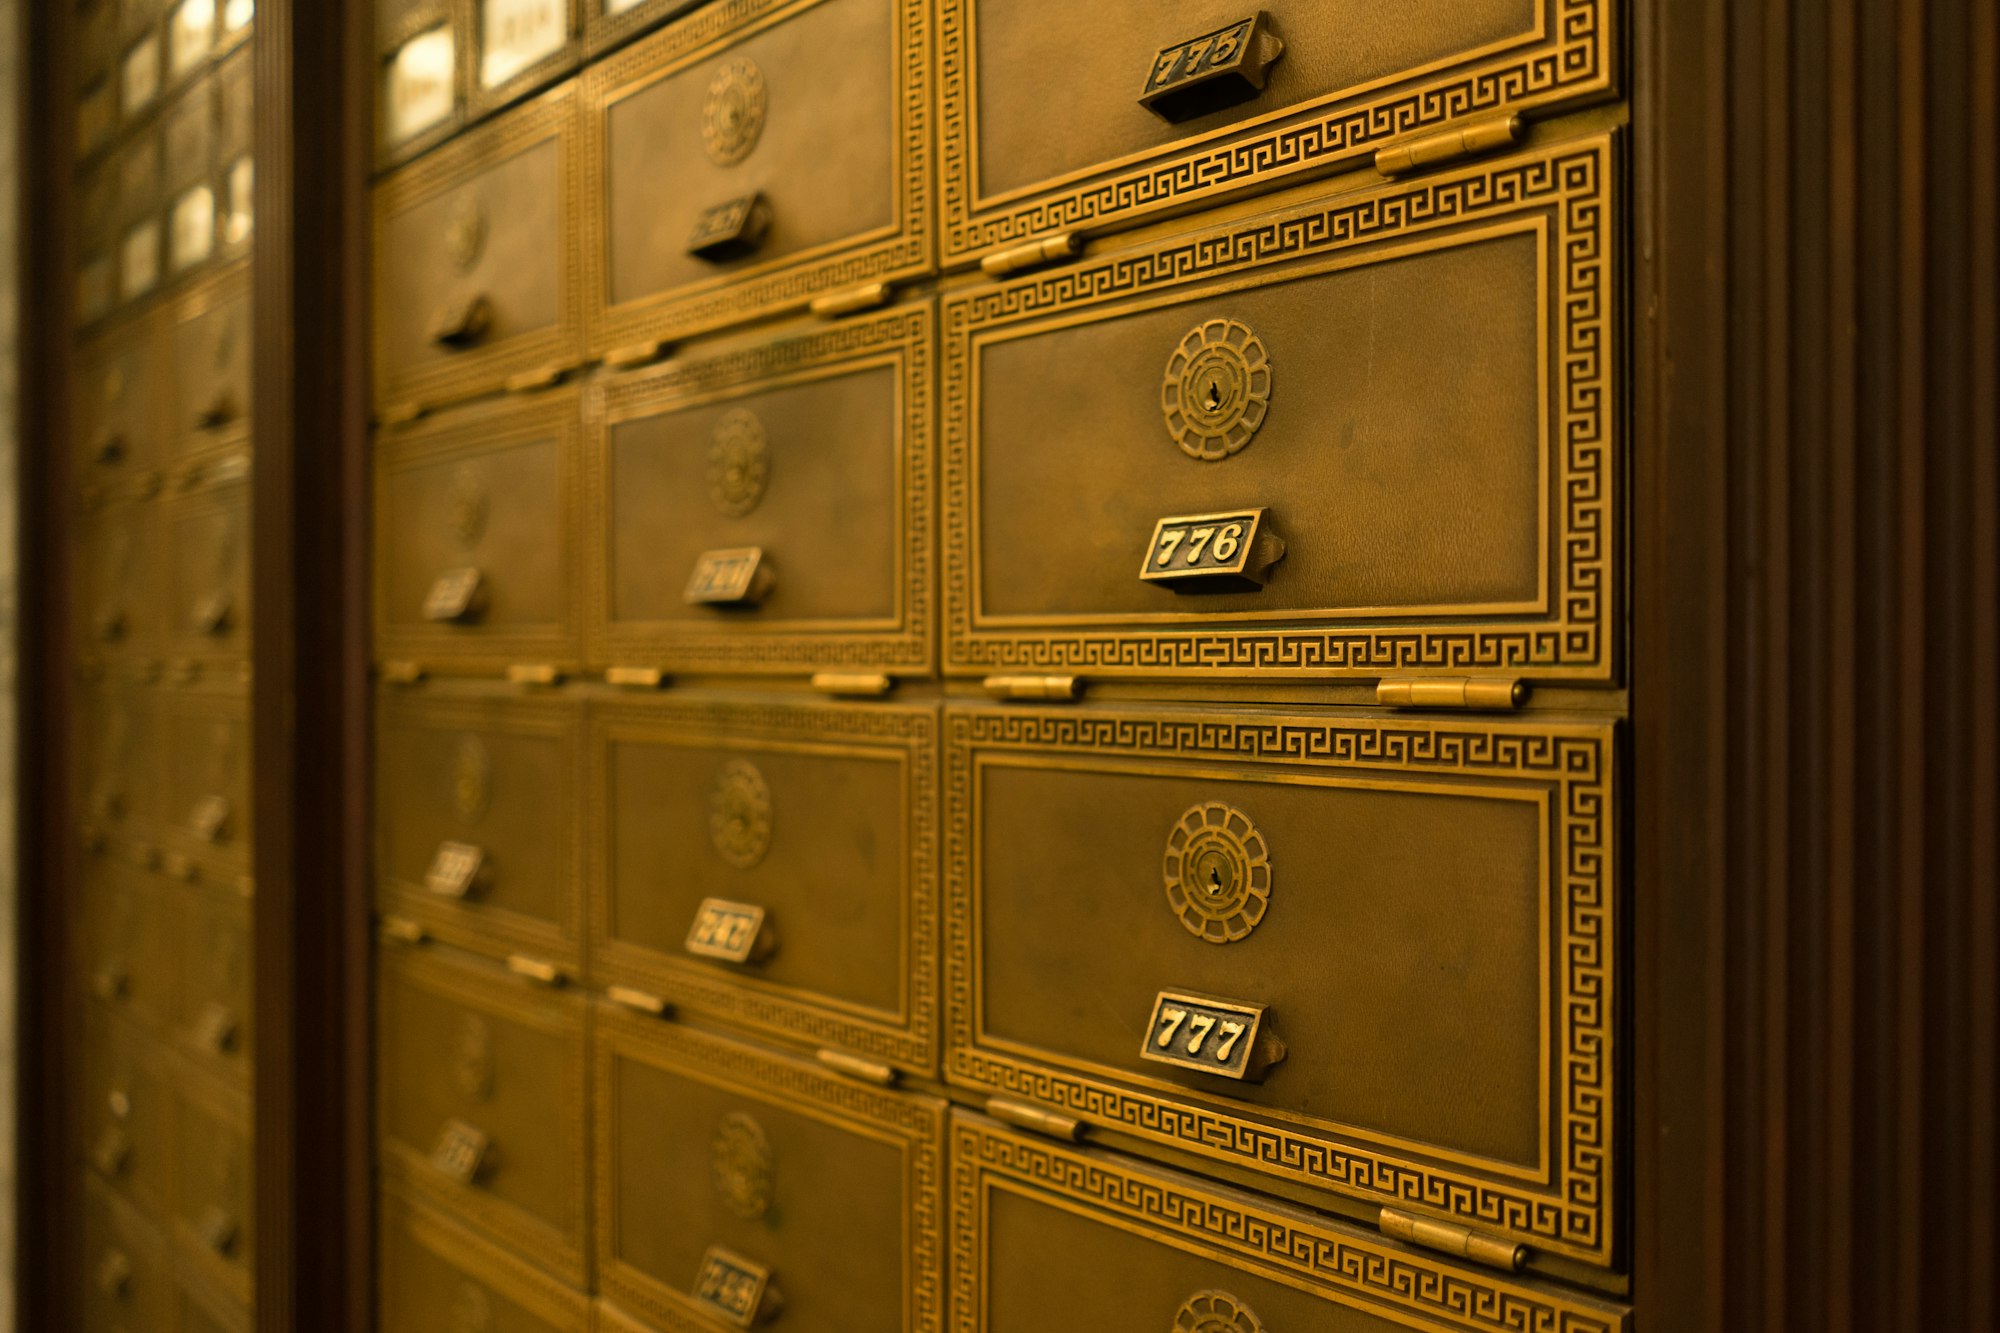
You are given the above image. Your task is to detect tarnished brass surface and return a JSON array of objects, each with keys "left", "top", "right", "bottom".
[
  {"left": 581, "top": 0, "right": 935, "bottom": 350},
  {"left": 373, "top": 82, "right": 582, "bottom": 410},
  {"left": 950, "top": 1115, "right": 1630, "bottom": 1333},
  {"left": 593, "top": 1011, "right": 946, "bottom": 1332},
  {"left": 380, "top": 1186, "right": 592, "bottom": 1332},
  {"left": 944, "top": 133, "right": 1619, "bottom": 682},
  {"left": 377, "top": 943, "right": 591, "bottom": 1285},
  {"left": 943, "top": 702, "right": 1619, "bottom": 1268},
  {"left": 164, "top": 475, "right": 251, "bottom": 664},
  {"left": 81, "top": 857, "right": 180, "bottom": 1036},
  {"left": 84, "top": 1007, "right": 176, "bottom": 1221},
  {"left": 374, "top": 390, "right": 584, "bottom": 672},
  {"left": 376, "top": 684, "right": 585, "bottom": 968},
  {"left": 589, "top": 694, "right": 939, "bottom": 1075},
  {"left": 586, "top": 303, "right": 935, "bottom": 675},
  {"left": 170, "top": 1063, "right": 253, "bottom": 1302},
  {"left": 82, "top": 1177, "right": 177, "bottom": 1333},
  {"left": 166, "top": 264, "right": 252, "bottom": 462},
  {"left": 938, "top": 0, "right": 1618, "bottom": 265},
  {"left": 174, "top": 881, "right": 251, "bottom": 1080}
]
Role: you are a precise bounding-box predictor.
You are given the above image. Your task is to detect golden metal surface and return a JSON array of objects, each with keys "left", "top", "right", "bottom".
[
  {"left": 951, "top": 1116, "right": 1630, "bottom": 1332},
  {"left": 1171, "top": 1292, "right": 1265, "bottom": 1333},
  {"left": 1379, "top": 1207, "right": 1529, "bottom": 1274},
  {"left": 380, "top": 1186, "right": 593, "bottom": 1333}
]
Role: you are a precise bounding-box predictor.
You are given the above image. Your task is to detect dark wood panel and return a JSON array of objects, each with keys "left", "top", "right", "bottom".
[{"left": 1634, "top": 0, "right": 1999, "bottom": 1327}]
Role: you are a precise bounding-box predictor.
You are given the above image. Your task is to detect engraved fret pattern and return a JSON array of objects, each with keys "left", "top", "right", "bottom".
[
  {"left": 942, "top": 707, "right": 1616, "bottom": 1265},
  {"left": 942, "top": 138, "right": 1616, "bottom": 682},
  {"left": 584, "top": 304, "right": 935, "bottom": 674},
  {"left": 937, "top": 0, "right": 1614, "bottom": 261},
  {"left": 581, "top": 0, "right": 935, "bottom": 352},
  {"left": 587, "top": 697, "right": 939, "bottom": 1070},
  {"left": 950, "top": 1121, "right": 1628, "bottom": 1333},
  {"left": 595, "top": 1012, "right": 946, "bottom": 1332}
]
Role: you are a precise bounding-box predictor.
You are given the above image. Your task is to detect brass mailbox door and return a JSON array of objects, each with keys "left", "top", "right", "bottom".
[
  {"left": 82, "top": 855, "right": 180, "bottom": 1033},
  {"left": 161, "top": 78, "right": 217, "bottom": 274},
  {"left": 375, "top": 685, "right": 585, "bottom": 968},
  {"left": 594, "top": 1013, "right": 946, "bottom": 1332},
  {"left": 180, "top": 1268, "right": 253, "bottom": 1333},
  {"left": 164, "top": 475, "right": 251, "bottom": 664},
  {"left": 951, "top": 1116, "right": 1629, "bottom": 1333},
  {"left": 379, "top": 11, "right": 466, "bottom": 164},
  {"left": 167, "top": 266, "right": 252, "bottom": 462},
  {"left": 590, "top": 694, "right": 939, "bottom": 1075},
  {"left": 160, "top": 689, "right": 253, "bottom": 869},
  {"left": 84, "top": 1009, "right": 176, "bottom": 1220},
  {"left": 373, "top": 81, "right": 581, "bottom": 410},
  {"left": 76, "top": 681, "right": 163, "bottom": 842},
  {"left": 380, "top": 1187, "right": 592, "bottom": 1333},
  {"left": 82, "top": 1179, "right": 176, "bottom": 1333},
  {"left": 944, "top": 703, "right": 1618, "bottom": 1270},
  {"left": 471, "top": 0, "right": 584, "bottom": 118},
  {"left": 376, "top": 944, "right": 591, "bottom": 1285},
  {"left": 175, "top": 882, "right": 252, "bottom": 1080},
  {"left": 75, "top": 496, "right": 164, "bottom": 660},
  {"left": 374, "top": 390, "right": 583, "bottom": 672},
  {"left": 171, "top": 1065, "right": 254, "bottom": 1303},
  {"left": 581, "top": 0, "right": 935, "bottom": 349},
  {"left": 939, "top": 0, "right": 1618, "bottom": 266},
  {"left": 76, "top": 316, "right": 163, "bottom": 483},
  {"left": 587, "top": 303, "right": 934, "bottom": 675},
  {"left": 943, "top": 132, "right": 1618, "bottom": 684}
]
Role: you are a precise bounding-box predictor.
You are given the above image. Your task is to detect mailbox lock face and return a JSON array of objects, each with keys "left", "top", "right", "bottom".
[
  {"left": 1162, "top": 320, "right": 1272, "bottom": 461},
  {"left": 1163, "top": 802, "right": 1272, "bottom": 943}
]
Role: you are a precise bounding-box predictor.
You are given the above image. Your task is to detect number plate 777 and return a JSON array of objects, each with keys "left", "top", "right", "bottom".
[{"left": 1140, "top": 990, "right": 1280, "bottom": 1082}]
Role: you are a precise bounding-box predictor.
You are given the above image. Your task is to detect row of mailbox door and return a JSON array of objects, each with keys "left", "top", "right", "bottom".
[
  {"left": 368, "top": 0, "right": 1620, "bottom": 412},
  {"left": 362, "top": 682, "right": 1622, "bottom": 1277},
  {"left": 369, "top": 127, "right": 1621, "bottom": 686},
  {"left": 369, "top": 945, "right": 1632, "bottom": 1330}
]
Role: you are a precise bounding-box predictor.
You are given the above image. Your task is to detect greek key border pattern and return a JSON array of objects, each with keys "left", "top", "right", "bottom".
[
  {"left": 942, "top": 707, "right": 1616, "bottom": 1265},
  {"left": 950, "top": 1121, "right": 1627, "bottom": 1333},
  {"left": 937, "top": 0, "right": 1613, "bottom": 260},
  {"left": 584, "top": 304, "right": 936, "bottom": 674},
  {"left": 581, "top": 0, "right": 935, "bottom": 351},
  {"left": 594, "top": 1012, "right": 946, "bottom": 1332},
  {"left": 942, "top": 137, "right": 1615, "bottom": 682}
]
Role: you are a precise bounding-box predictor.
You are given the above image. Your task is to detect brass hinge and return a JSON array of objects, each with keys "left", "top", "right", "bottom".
[
  {"left": 1376, "top": 676, "right": 1528, "bottom": 710},
  {"left": 505, "top": 954, "right": 568, "bottom": 987},
  {"left": 603, "top": 339, "right": 669, "bottom": 371},
  {"left": 381, "top": 660, "right": 426, "bottom": 685},
  {"left": 505, "top": 363, "right": 571, "bottom": 394},
  {"left": 606, "top": 985, "right": 668, "bottom": 1016},
  {"left": 986, "top": 1096, "right": 1083, "bottom": 1142},
  {"left": 1379, "top": 1208, "right": 1527, "bottom": 1272},
  {"left": 379, "top": 915, "right": 428, "bottom": 946},
  {"left": 984, "top": 674, "right": 1082, "bottom": 702},
  {"left": 605, "top": 666, "right": 668, "bottom": 689},
  {"left": 980, "top": 232, "right": 1083, "bottom": 278},
  {"left": 379, "top": 401, "right": 425, "bottom": 428},
  {"left": 810, "top": 281, "right": 892, "bottom": 319},
  {"left": 507, "top": 663, "right": 564, "bottom": 686},
  {"left": 811, "top": 671, "right": 893, "bottom": 698},
  {"left": 816, "top": 1048, "right": 899, "bottom": 1087},
  {"left": 1375, "top": 113, "right": 1525, "bottom": 177}
]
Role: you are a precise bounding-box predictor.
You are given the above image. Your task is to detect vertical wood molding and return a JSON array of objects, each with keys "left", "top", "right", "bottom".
[
  {"left": 1638, "top": 0, "right": 2000, "bottom": 1326},
  {"left": 251, "top": 1, "right": 374, "bottom": 1329}
]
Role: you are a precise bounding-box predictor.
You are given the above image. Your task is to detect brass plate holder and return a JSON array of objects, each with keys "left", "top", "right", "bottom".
[
  {"left": 1140, "top": 508, "right": 1286, "bottom": 593},
  {"left": 431, "top": 1117, "right": 491, "bottom": 1185},
  {"left": 1174, "top": 1291, "right": 1267, "bottom": 1333},
  {"left": 1140, "top": 989, "right": 1285, "bottom": 1083},
  {"left": 685, "top": 897, "right": 778, "bottom": 965},
  {"left": 424, "top": 840, "right": 489, "bottom": 899},
  {"left": 687, "top": 192, "right": 772, "bottom": 263},
  {"left": 424, "top": 566, "right": 486, "bottom": 623},
  {"left": 685, "top": 547, "right": 774, "bottom": 608},
  {"left": 1139, "top": 13, "right": 1285, "bottom": 124},
  {"left": 692, "top": 1245, "right": 783, "bottom": 1328}
]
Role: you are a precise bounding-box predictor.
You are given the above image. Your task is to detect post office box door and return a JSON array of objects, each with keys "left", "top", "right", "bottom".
[
  {"left": 177, "top": 885, "right": 252, "bottom": 1078},
  {"left": 83, "top": 1179, "right": 177, "bottom": 1333},
  {"left": 945, "top": 703, "right": 1619, "bottom": 1270},
  {"left": 590, "top": 304, "right": 933, "bottom": 674},
  {"left": 77, "top": 683, "right": 164, "bottom": 837},
  {"left": 595, "top": 1015, "right": 945, "bottom": 1332},
  {"left": 172, "top": 1070, "right": 253, "bottom": 1300},
  {"left": 377, "top": 947, "right": 589, "bottom": 1284},
  {"left": 179, "top": 1271, "right": 251, "bottom": 1333},
  {"left": 953, "top": 1117, "right": 1629, "bottom": 1333},
  {"left": 374, "top": 85, "right": 579, "bottom": 408},
  {"left": 84, "top": 1011, "right": 176, "bottom": 1218},
  {"left": 380, "top": 1189, "right": 591, "bottom": 1333},
  {"left": 169, "top": 269, "right": 252, "bottom": 456},
  {"left": 473, "top": 0, "right": 581, "bottom": 114},
  {"left": 374, "top": 392, "right": 582, "bottom": 671},
  {"left": 591, "top": 696, "right": 938, "bottom": 1073},
  {"left": 376, "top": 687, "right": 583, "bottom": 966},
  {"left": 77, "top": 322, "right": 163, "bottom": 480},
  {"left": 940, "top": 0, "right": 1618, "bottom": 265},
  {"left": 75, "top": 498, "right": 165, "bottom": 658},
  {"left": 582, "top": 0, "right": 934, "bottom": 348},
  {"left": 83, "top": 857, "right": 180, "bottom": 1031},
  {"left": 945, "top": 132, "right": 1619, "bottom": 684},
  {"left": 165, "top": 477, "right": 251, "bottom": 661},
  {"left": 162, "top": 692, "right": 252, "bottom": 863}
]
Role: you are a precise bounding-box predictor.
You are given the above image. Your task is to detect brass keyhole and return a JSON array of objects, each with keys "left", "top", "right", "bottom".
[
  {"left": 1205, "top": 381, "right": 1223, "bottom": 411},
  {"left": 1206, "top": 865, "right": 1225, "bottom": 896}
]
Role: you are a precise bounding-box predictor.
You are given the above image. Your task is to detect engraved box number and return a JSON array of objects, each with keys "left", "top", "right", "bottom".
[
  {"left": 431, "top": 1117, "right": 490, "bottom": 1185},
  {"left": 1139, "top": 508, "right": 1285, "bottom": 592},
  {"left": 684, "top": 548, "right": 773, "bottom": 608},
  {"left": 685, "top": 898, "right": 774, "bottom": 965},
  {"left": 425, "top": 841, "right": 487, "bottom": 899},
  {"left": 692, "top": 1246, "right": 777, "bottom": 1328},
  {"left": 1141, "top": 991, "right": 1276, "bottom": 1082},
  {"left": 1139, "top": 13, "right": 1285, "bottom": 124}
]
